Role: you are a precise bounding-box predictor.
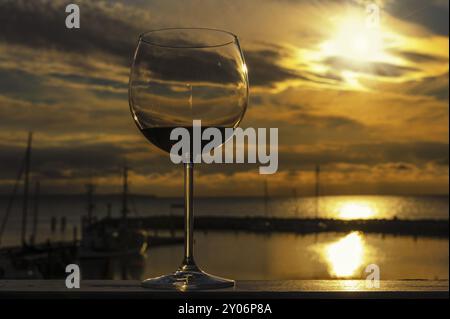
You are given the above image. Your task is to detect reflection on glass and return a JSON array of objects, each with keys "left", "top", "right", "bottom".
[{"left": 324, "top": 232, "right": 365, "bottom": 278}]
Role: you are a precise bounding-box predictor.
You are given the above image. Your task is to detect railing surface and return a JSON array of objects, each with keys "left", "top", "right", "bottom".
[{"left": 0, "top": 280, "right": 448, "bottom": 299}]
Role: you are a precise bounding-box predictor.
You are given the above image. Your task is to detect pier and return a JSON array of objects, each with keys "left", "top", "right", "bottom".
[{"left": 95, "top": 215, "right": 449, "bottom": 238}]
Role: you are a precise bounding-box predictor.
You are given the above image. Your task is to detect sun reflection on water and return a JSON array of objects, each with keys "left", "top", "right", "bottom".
[{"left": 324, "top": 232, "right": 365, "bottom": 278}]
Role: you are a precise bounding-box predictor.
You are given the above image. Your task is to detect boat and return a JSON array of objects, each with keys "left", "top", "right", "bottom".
[
  {"left": 79, "top": 165, "right": 148, "bottom": 259},
  {"left": 0, "top": 133, "right": 77, "bottom": 278}
]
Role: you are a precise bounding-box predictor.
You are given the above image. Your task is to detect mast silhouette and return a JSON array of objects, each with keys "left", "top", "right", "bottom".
[
  {"left": 314, "top": 165, "right": 320, "bottom": 219},
  {"left": 0, "top": 135, "right": 28, "bottom": 246},
  {"left": 121, "top": 164, "right": 129, "bottom": 220},
  {"left": 86, "top": 182, "right": 95, "bottom": 225},
  {"left": 21, "top": 132, "right": 32, "bottom": 247},
  {"left": 30, "top": 180, "right": 40, "bottom": 245},
  {"left": 264, "top": 180, "right": 269, "bottom": 217},
  {"left": 292, "top": 187, "right": 299, "bottom": 216}
]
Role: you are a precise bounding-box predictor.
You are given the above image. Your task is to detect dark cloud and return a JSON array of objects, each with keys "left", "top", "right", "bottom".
[
  {"left": 270, "top": 141, "right": 450, "bottom": 173},
  {"left": 286, "top": 112, "right": 365, "bottom": 129},
  {"left": 0, "top": 0, "right": 448, "bottom": 196},
  {"left": 245, "top": 49, "right": 344, "bottom": 86},
  {"left": 392, "top": 49, "right": 449, "bottom": 63},
  {"left": 389, "top": 163, "right": 415, "bottom": 171},
  {"left": 325, "top": 56, "right": 419, "bottom": 77},
  {"left": 49, "top": 73, "right": 127, "bottom": 91},
  {"left": 360, "top": 71, "right": 449, "bottom": 101},
  {"left": 0, "top": 142, "right": 125, "bottom": 179},
  {"left": 0, "top": 0, "right": 300, "bottom": 88},
  {"left": 244, "top": 49, "right": 303, "bottom": 86},
  {"left": 192, "top": 140, "right": 450, "bottom": 176},
  {"left": 0, "top": 140, "right": 165, "bottom": 182},
  {"left": 135, "top": 45, "right": 303, "bottom": 87},
  {"left": 385, "top": 0, "right": 449, "bottom": 36},
  {"left": 0, "top": 0, "right": 138, "bottom": 61},
  {"left": 0, "top": 68, "right": 59, "bottom": 104},
  {"left": 307, "top": 71, "right": 344, "bottom": 83},
  {"left": 405, "top": 72, "right": 449, "bottom": 101},
  {"left": 0, "top": 135, "right": 447, "bottom": 193},
  {"left": 134, "top": 45, "right": 244, "bottom": 84},
  {"left": 350, "top": 142, "right": 449, "bottom": 165},
  {"left": 0, "top": 67, "right": 129, "bottom": 107}
]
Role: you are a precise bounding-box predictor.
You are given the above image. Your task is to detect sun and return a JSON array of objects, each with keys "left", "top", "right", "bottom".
[{"left": 320, "top": 16, "right": 385, "bottom": 62}]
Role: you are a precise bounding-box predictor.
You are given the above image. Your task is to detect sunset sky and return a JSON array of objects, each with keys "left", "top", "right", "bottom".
[{"left": 0, "top": 0, "right": 448, "bottom": 196}]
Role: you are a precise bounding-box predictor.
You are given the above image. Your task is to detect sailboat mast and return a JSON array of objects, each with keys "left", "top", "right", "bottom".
[
  {"left": 0, "top": 145, "right": 26, "bottom": 246},
  {"left": 315, "top": 165, "right": 320, "bottom": 218},
  {"left": 264, "top": 180, "right": 269, "bottom": 217},
  {"left": 86, "top": 182, "right": 95, "bottom": 224},
  {"left": 121, "top": 164, "right": 129, "bottom": 220},
  {"left": 31, "top": 180, "right": 40, "bottom": 245},
  {"left": 21, "top": 132, "right": 32, "bottom": 247}
]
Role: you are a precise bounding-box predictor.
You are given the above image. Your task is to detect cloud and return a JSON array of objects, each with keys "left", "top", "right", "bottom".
[
  {"left": 348, "top": 142, "right": 449, "bottom": 165},
  {"left": 0, "top": 0, "right": 139, "bottom": 61},
  {"left": 0, "top": 0, "right": 304, "bottom": 88},
  {"left": 1, "top": 137, "right": 447, "bottom": 196},
  {"left": 392, "top": 49, "right": 449, "bottom": 63},
  {"left": 272, "top": 141, "right": 449, "bottom": 173},
  {"left": 0, "top": 0, "right": 448, "bottom": 195},
  {"left": 362, "top": 72, "right": 449, "bottom": 101},
  {"left": 244, "top": 49, "right": 302, "bottom": 86},
  {"left": 0, "top": 137, "right": 168, "bottom": 180},
  {"left": 134, "top": 46, "right": 245, "bottom": 85},
  {"left": 385, "top": 0, "right": 449, "bottom": 36},
  {"left": 324, "top": 56, "right": 419, "bottom": 77},
  {"left": 403, "top": 72, "right": 450, "bottom": 101},
  {"left": 0, "top": 68, "right": 60, "bottom": 104}
]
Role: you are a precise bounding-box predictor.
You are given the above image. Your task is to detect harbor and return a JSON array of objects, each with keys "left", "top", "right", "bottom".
[
  {"left": 0, "top": 134, "right": 448, "bottom": 281},
  {"left": 95, "top": 215, "right": 449, "bottom": 238},
  {"left": 0, "top": 134, "right": 183, "bottom": 279}
]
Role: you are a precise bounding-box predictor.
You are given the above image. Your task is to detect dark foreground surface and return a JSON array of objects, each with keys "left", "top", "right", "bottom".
[{"left": 0, "top": 280, "right": 448, "bottom": 299}]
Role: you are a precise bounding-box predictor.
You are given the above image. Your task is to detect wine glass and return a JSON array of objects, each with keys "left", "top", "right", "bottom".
[{"left": 129, "top": 28, "right": 249, "bottom": 290}]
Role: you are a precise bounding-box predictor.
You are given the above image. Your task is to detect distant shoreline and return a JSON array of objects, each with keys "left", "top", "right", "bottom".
[
  {"left": 0, "top": 193, "right": 448, "bottom": 199},
  {"left": 99, "top": 215, "right": 450, "bottom": 238}
]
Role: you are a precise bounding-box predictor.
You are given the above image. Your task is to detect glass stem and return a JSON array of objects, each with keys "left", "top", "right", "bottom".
[{"left": 182, "top": 162, "right": 196, "bottom": 268}]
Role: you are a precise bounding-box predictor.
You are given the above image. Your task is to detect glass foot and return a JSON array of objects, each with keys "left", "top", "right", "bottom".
[{"left": 141, "top": 264, "right": 234, "bottom": 291}]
